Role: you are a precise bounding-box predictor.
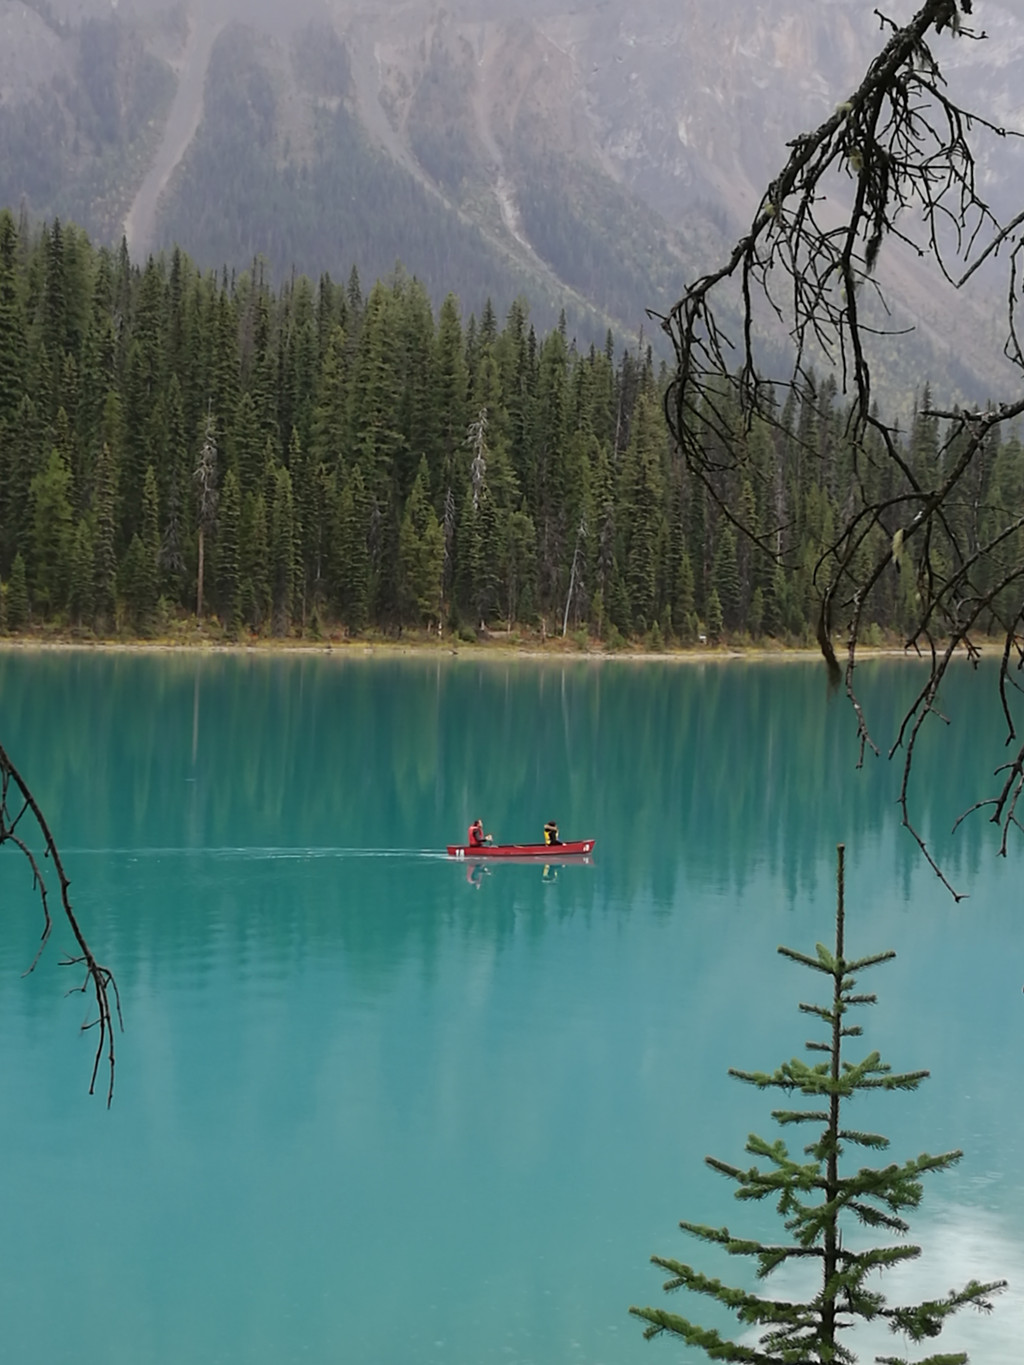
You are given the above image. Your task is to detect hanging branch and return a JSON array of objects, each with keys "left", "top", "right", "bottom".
[
  {"left": 656, "top": 0, "right": 1024, "bottom": 888},
  {"left": 0, "top": 745, "right": 121, "bottom": 1104}
]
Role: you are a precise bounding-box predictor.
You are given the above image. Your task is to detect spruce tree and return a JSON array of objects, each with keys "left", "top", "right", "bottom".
[
  {"left": 713, "top": 524, "right": 743, "bottom": 631},
  {"left": 499, "top": 505, "right": 537, "bottom": 630},
  {"left": 632, "top": 845, "right": 1005, "bottom": 1364},
  {"left": 764, "top": 562, "right": 788, "bottom": 640},
  {"left": 29, "top": 448, "right": 74, "bottom": 616},
  {"left": 674, "top": 546, "right": 696, "bottom": 643},
  {"left": 136, "top": 466, "right": 161, "bottom": 634},
  {"left": 194, "top": 410, "right": 219, "bottom": 622},
  {"left": 121, "top": 534, "right": 149, "bottom": 634},
  {"left": 435, "top": 292, "right": 469, "bottom": 492},
  {"left": 68, "top": 519, "right": 94, "bottom": 628},
  {"left": 397, "top": 458, "right": 444, "bottom": 627},
  {"left": 241, "top": 490, "right": 271, "bottom": 632},
  {"left": 621, "top": 390, "right": 665, "bottom": 634},
  {"left": 705, "top": 585, "right": 724, "bottom": 642},
  {"left": 270, "top": 464, "right": 297, "bottom": 636},
  {"left": 160, "top": 376, "right": 188, "bottom": 605},
  {"left": 332, "top": 466, "right": 370, "bottom": 633},
  {"left": 92, "top": 441, "right": 118, "bottom": 631},
  {"left": 7, "top": 551, "right": 29, "bottom": 629},
  {"left": 749, "top": 583, "right": 765, "bottom": 640},
  {"left": 0, "top": 209, "right": 27, "bottom": 437},
  {"left": 3, "top": 394, "right": 40, "bottom": 572},
  {"left": 216, "top": 468, "right": 242, "bottom": 633}
]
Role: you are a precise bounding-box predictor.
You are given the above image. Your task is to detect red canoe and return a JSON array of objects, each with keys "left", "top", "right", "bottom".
[{"left": 447, "top": 839, "right": 595, "bottom": 859}]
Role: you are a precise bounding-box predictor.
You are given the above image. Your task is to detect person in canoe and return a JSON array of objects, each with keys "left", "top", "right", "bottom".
[
  {"left": 468, "top": 817, "right": 492, "bottom": 847},
  {"left": 543, "top": 819, "right": 561, "bottom": 846}
]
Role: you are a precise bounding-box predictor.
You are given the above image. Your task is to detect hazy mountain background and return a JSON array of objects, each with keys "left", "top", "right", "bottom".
[{"left": 2, "top": 0, "right": 1024, "bottom": 405}]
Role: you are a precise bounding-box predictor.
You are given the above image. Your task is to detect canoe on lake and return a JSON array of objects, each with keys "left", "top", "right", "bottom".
[{"left": 447, "top": 839, "right": 595, "bottom": 858}]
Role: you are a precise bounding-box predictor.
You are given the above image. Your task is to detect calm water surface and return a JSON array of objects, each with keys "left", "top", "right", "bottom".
[{"left": 0, "top": 651, "right": 1021, "bottom": 1364}]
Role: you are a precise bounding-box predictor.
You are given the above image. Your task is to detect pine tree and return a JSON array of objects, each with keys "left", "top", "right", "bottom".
[
  {"left": 92, "top": 441, "right": 118, "bottom": 631},
  {"left": 534, "top": 326, "right": 571, "bottom": 607},
  {"left": 704, "top": 585, "right": 724, "bottom": 642},
  {"left": 241, "top": 490, "right": 271, "bottom": 632},
  {"left": 0, "top": 209, "right": 27, "bottom": 437},
  {"left": 309, "top": 323, "right": 348, "bottom": 480},
  {"left": 397, "top": 457, "right": 444, "bottom": 626},
  {"left": 233, "top": 390, "right": 264, "bottom": 497},
  {"left": 435, "top": 292, "right": 469, "bottom": 493},
  {"left": 395, "top": 277, "right": 438, "bottom": 497},
  {"left": 673, "top": 547, "right": 696, "bottom": 643},
  {"left": 137, "top": 465, "right": 161, "bottom": 633},
  {"left": 121, "top": 534, "right": 149, "bottom": 634},
  {"left": 68, "top": 518, "right": 94, "bottom": 628},
  {"left": 194, "top": 409, "right": 219, "bottom": 622},
  {"left": 764, "top": 561, "right": 788, "bottom": 639},
  {"left": 348, "top": 281, "right": 408, "bottom": 497},
  {"left": 632, "top": 845, "right": 1005, "bottom": 1364},
  {"left": 270, "top": 463, "right": 296, "bottom": 635},
  {"left": 28, "top": 448, "right": 74, "bottom": 616},
  {"left": 40, "top": 219, "right": 68, "bottom": 416},
  {"left": 216, "top": 468, "right": 242, "bottom": 632},
  {"left": 499, "top": 505, "right": 537, "bottom": 629},
  {"left": 748, "top": 583, "right": 765, "bottom": 639},
  {"left": 161, "top": 375, "right": 188, "bottom": 604},
  {"left": 7, "top": 551, "right": 29, "bottom": 629},
  {"left": 2, "top": 394, "right": 40, "bottom": 573},
  {"left": 620, "top": 390, "right": 665, "bottom": 633},
  {"left": 712, "top": 524, "right": 742, "bottom": 631}
]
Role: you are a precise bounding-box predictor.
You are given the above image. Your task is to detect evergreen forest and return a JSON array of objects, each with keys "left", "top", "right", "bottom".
[{"left": 1, "top": 208, "right": 1022, "bottom": 647}]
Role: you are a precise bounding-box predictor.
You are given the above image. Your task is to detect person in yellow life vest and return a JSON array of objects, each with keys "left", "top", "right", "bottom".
[{"left": 543, "top": 819, "right": 561, "bottom": 846}]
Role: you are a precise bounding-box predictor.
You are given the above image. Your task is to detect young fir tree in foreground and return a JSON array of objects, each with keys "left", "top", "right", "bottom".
[{"left": 631, "top": 845, "right": 1005, "bottom": 1364}]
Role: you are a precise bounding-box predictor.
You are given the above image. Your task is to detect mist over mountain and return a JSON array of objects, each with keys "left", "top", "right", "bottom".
[{"left": 2, "top": 0, "right": 1023, "bottom": 398}]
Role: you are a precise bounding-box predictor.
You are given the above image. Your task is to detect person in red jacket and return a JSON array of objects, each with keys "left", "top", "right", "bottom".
[{"left": 468, "top": 817, "right": 492, "bottom": 847}]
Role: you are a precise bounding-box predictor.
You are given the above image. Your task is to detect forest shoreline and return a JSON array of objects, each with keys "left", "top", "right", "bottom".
[{"left": 0, "top": 632, "right": 916, "bottom": 665}]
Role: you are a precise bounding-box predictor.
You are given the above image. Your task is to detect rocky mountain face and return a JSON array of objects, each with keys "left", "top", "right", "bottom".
[{"left": 2, "top": 0, "right": 1023, "bottom": 397}]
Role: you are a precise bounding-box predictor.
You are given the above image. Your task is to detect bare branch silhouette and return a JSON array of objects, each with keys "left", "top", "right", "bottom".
[
  {"left": 1, "top": 745, "right": 120, "bottom": 1104},
  {"left": 657, "top": 0, "right": 1024, "bottom": 889}
]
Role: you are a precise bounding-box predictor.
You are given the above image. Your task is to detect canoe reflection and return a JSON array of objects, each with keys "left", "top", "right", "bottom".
[{"left": 463, "top": 853, "right": 594, "bottom": 887}]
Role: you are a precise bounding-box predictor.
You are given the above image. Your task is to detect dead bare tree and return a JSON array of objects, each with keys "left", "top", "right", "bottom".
[
  {"left": 655, "top": 0, "right": 1024, "bottom": 895},
  {"left": 1, "top": 744, "right": 120, "bottom": 1103}
]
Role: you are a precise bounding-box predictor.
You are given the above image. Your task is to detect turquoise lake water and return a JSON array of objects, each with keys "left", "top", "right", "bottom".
[{"left": 0, "top": 650, "right": 1021, "bottom": 1364}]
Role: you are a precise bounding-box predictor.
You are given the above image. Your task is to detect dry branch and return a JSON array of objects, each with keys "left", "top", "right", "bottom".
[
  {"left": 656, "top": 0, "right": 1024, "bottom": 889},
  {"left": 0, "top": 744, "right": 120, "bottom": 1104}
]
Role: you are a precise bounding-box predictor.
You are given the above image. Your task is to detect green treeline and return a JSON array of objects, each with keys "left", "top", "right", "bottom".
[{"left": 0, "top": 207, "right": 1022, "bottom": 643}]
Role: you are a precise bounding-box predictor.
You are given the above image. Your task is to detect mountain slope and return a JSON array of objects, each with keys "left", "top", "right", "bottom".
[{"left": 1, "top": 0, "right": 1023, "bottom": 392}]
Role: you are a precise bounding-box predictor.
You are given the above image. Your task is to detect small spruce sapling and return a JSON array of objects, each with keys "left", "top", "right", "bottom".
[{"left": 631, "top": 844, "right": 1005, "bottom": 1363}]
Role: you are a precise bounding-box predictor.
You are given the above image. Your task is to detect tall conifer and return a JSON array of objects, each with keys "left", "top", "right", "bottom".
[
  {"left": 68, "top": 519, "right": 94, "bottom": 628},
  {"left": 241, "top": 490, "right": 271, "bottom": 631},
  {"left": 270, "top": 464, "right": 296, "bottom": 635},
  {"left": 29, "top": 448, "right": 74, "bottom": 615},
  {"left": 137, "top": 465, "right": 161, "bottom": 632},
  {"left": 92, "top": 441, "right": 118, "bottom": 630},
  {"left": 7, "top": 551, "right": 29, "bottom": 629},
  {"left": 397, "top": 457, "right": 444, "bottom": 626},
  {"left": 0, "top": 210, "right": 27, "bottom": 436},
  {"left": 216, "top": 468, "right": 242, "bottom": 632}
]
